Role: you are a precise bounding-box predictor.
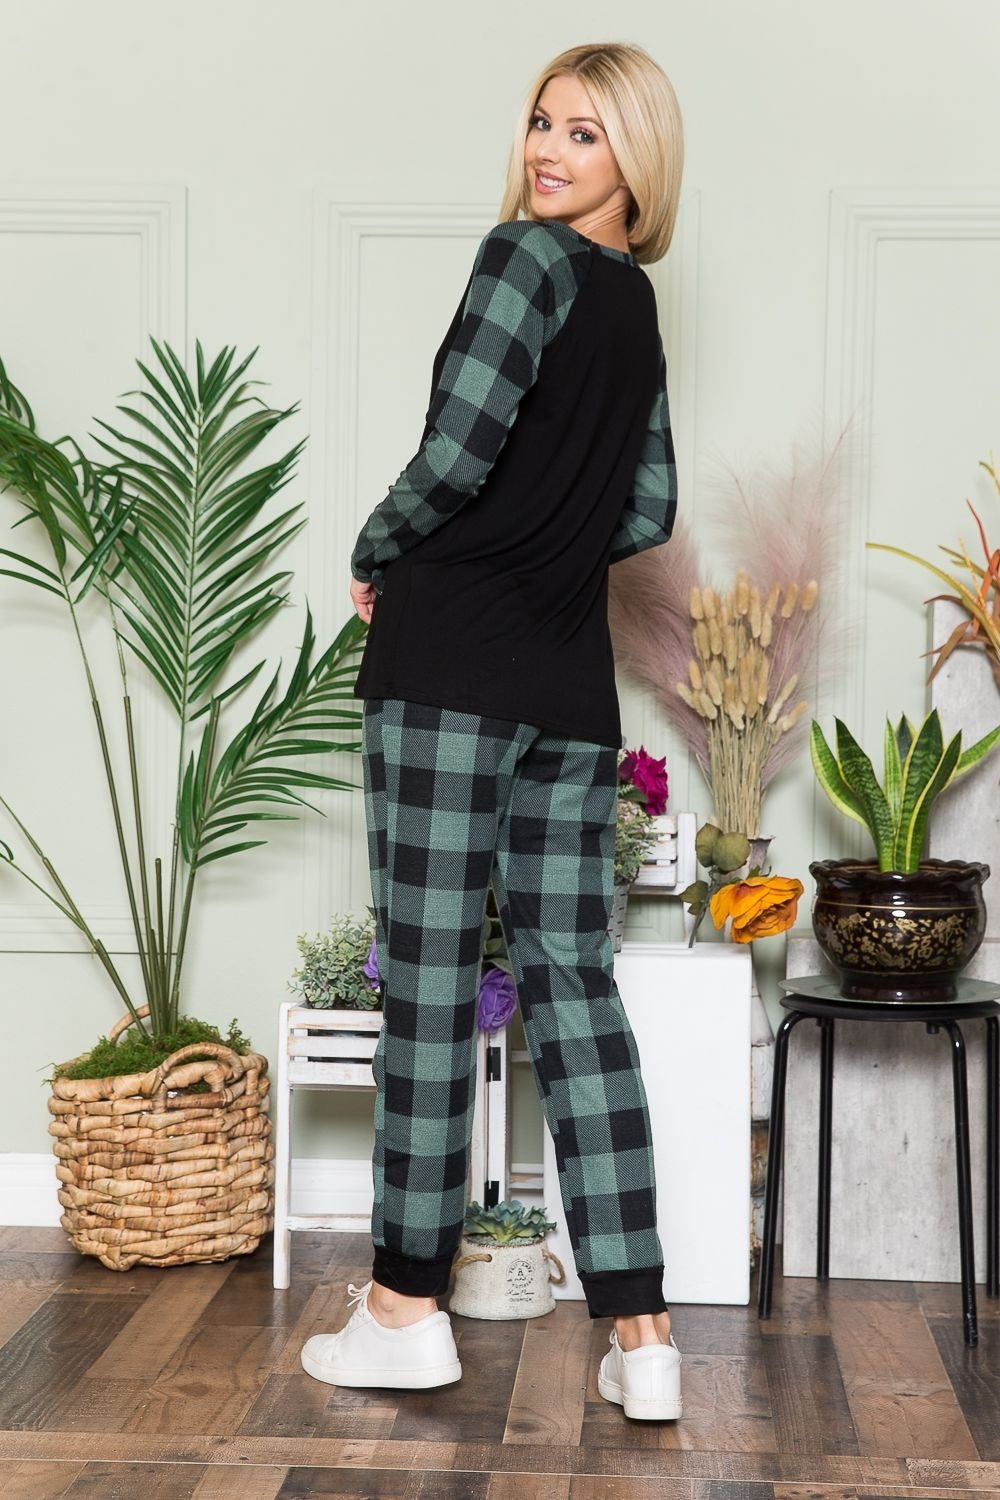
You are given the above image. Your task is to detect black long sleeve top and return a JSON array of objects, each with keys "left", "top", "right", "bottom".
[{"left": 350, "top": 216, "right": 677, "bottom": 749}]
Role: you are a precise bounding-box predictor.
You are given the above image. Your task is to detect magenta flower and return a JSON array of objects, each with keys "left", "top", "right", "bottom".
[
  {"left": 619, "top": 744, "right": 669, "bottom": 816},
  {"left": 477, "top": 965, "right": 518, "bottom": 1032},
  {"left": 364, "top": 938, "right": 381, "bottom": 990}
]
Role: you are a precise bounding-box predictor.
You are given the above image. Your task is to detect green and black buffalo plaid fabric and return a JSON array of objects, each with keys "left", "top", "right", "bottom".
[
  {"left": 351, "top": 217, "right": 677, "bottom": 750},
  {"left": 363, "top": 695, "right": 669, "bottom": 1319}
]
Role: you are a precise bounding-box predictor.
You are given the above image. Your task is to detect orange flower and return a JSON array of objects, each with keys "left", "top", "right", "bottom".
[{"left": 709, "top": 875, "right": 804, "bottom": 943}]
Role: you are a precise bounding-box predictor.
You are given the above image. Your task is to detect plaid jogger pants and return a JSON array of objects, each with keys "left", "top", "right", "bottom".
[{"left": 361, "top": 696, "right": 668, "bottom": 1319}]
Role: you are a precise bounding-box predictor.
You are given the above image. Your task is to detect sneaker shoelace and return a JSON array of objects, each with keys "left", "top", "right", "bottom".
[
  {"left": 346, "top": 1279, "right": 374, "bottom": 1316},
  {"left": 344, "top": 1278, "right": 374, "bottom": 1326}
]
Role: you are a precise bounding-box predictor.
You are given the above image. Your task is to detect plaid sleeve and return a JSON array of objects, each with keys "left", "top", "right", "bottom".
[
  {"left": 608, "top": 335, "right": 678, "bottom": 566},
  {"left": 351, "top": 221, "right": 580, "bottom": 588}
]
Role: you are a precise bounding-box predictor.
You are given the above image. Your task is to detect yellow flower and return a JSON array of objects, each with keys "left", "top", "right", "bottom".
[{"left": 709, "top": 875, "right": 804, "bottom": 943}]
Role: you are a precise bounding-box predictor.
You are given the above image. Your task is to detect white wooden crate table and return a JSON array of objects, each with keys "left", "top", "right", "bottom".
[{"left": 273, "top": 1001, "right": 385, "bottom": 1288}]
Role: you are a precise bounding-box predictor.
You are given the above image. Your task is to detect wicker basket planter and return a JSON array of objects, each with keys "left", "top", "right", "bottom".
[{"left": 47, "top": 1009, "right": 275, "bottom": 1271}]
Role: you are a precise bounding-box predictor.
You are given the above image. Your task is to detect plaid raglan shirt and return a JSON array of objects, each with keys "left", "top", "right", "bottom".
[
  {"left": 608, "top": 335, "right": 677, "bottom": 566},
  {"left": 351, "top": 216, "right": 676, "bottom": 747},
  {"left": 351, "top": 219, "right": 676, "bottom": 593}
]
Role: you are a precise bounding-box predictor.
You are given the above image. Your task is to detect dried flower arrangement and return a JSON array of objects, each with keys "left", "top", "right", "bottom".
[
  {"left": 615, "top": 744, "right": 665, "bottom": 885},
  {"left": 607, "top": 425, "right": 856, "bottom": 838},
  {"left": 675, "top": 572, "right": 815, "bottom": 837},
  {"left": 680, "top": 824, "right": 804, "bottom": 947}
]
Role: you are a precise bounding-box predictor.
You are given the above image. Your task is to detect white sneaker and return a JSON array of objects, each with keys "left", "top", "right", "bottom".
[
  {"left": 597, "top": 1327, "right": 683, "bottom": 1420},
  {"left": 300, "top": 1279, "right": 462, "bottom": 1390}
]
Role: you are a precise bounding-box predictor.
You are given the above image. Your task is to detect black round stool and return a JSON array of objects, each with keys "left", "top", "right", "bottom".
[{"left": 757, "top": 974, "right": 1000, "bottom": 1346}]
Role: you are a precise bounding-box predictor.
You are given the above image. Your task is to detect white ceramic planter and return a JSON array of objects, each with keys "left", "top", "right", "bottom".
[{"left": 448, "top": 1234, "right": 566, "bottom": 1319}]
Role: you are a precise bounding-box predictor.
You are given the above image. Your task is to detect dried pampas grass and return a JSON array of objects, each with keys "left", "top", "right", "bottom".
[{"left": 608, "top": 415, "right": 861, "bottom": 835}]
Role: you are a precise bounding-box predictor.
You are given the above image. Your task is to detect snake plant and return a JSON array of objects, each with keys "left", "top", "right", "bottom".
[
  {"left": 0, "top": 338, "right": 368, "bottom": 1040},
  {"left": 463, "top": 1200, "right": 557, "bottom": 1244},
  {"left": 810, "top": 709, "right": 1000, "bottom": 873}
]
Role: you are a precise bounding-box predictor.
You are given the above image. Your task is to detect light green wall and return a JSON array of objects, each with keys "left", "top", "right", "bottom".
[{"left": 2, "top": 0, "right": 999, "bottom": 1172}]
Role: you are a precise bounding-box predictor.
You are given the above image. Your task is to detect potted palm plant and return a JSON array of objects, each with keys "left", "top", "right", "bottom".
[
  {"left": 0, "top": 339, "right": 367, "bottom": 1268},
  {"left": 809, "top": 708, "right": 1000, "bottom": 1000}
]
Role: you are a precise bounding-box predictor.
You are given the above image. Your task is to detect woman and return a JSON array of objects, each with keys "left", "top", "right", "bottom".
[{"left": 302, "top": 41, "right": 684, "bottom": 1422}]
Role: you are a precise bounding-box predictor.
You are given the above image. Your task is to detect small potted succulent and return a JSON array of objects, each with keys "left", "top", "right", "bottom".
[
  {"left": 448, "top": 1199, "right": 564, "bottom": 1320},
  {"left": 809, "top": 708, "right": 1000, "bottom": 999}
]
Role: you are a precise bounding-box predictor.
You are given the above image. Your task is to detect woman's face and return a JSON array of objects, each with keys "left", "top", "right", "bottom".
[{"left": 523, "top": 73, "right": 631, "bottom": 238}]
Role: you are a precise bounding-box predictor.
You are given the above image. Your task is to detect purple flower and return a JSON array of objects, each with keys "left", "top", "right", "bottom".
[
  {"left": 477, "top": 965, "right": 518, "bottom": 1032},
  {"left": 364, "top": 938, "right": 381, "bottom": 990},
  {"left": 619, "top": 744, "right": 668, "bottom": 816}
]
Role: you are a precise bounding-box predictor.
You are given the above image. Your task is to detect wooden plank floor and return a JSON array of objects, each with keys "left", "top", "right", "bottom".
[{"left": 1, "top": 1228, "right": 999, "bottom": 1499}]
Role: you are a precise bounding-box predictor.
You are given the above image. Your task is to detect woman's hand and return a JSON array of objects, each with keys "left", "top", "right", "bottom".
[{"left": 350, "top": 576, "right": 377, "bottom": 624}]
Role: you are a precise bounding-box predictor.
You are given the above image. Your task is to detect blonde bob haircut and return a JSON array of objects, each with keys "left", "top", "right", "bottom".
[{"left": 497, "top": 42, "right": 684, "bottom": 267}]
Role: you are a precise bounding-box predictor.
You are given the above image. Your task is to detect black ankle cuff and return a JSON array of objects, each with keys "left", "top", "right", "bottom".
[
  {"left": 372, "top": 1245, "right": 456, "bottom": 1298},
  {"left": 578, "top": 1266, "right": 669, "bottom": 1318}
]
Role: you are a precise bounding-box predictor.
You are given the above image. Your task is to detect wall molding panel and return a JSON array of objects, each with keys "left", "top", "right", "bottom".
[
  {"left": 819, "top": 187, "right": 1000, "bottom": 859},
  {"left": 0, "top": 182, "right": 187, "bottom": 952}
]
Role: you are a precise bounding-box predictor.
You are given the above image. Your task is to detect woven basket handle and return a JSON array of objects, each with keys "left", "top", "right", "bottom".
[
  {"left": 152, "top": 1040, "right": 245, "bottom": 1087},
  {"left": 108, "top": 1005, "right": 150, "bottom": 1044},
  {"left": 106, "top": 1008, "right": 245, "bottom": 1089}
]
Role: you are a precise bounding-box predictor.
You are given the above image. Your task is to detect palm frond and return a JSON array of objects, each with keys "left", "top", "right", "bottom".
[
  {"left": 82, "top": 337, "right": 307, "bottom": 719},
  {"left": 179, "top": 608, "right": 367, "bottom": 868}
]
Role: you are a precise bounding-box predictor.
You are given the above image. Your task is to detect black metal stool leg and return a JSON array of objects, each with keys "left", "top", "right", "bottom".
[
  {"left": 758, "top": 1009, "right": 805, "bottom": 1319},
  {"left": 987, "top": 1015, "right": 999, "bottom": 1299},
  {"left": 817, "top": 1016, "right": 834, "bottom": 1280},
  {"left": 941, "top": 1020, "right": 978, "bottom": 1346}
]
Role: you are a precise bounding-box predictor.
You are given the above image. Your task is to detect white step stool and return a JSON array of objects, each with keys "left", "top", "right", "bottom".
[{"left": 272, "top": 1002, "right": 383, "bottom": 1288}]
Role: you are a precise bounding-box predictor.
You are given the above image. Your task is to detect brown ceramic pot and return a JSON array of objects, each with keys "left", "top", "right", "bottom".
[{"left": 809, "top": 857, "right": 990, "bottom": 1002}]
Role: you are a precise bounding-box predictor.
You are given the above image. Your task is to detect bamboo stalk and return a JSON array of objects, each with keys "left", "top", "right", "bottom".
[
  {"left": 64, "top": 589, "right": 153, "bottom": 1003},
  {"left": 123, "top": 693, "right": 164, "bottom": 1030},
  {"left": 169, "top": 700, "right": 221, "bottom": 1025},
  {"left": 0, "top": 798, "right": 146, "bottom": 1029}
]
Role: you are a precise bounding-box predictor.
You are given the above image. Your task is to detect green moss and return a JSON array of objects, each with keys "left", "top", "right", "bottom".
[{"left": 50, "top": 1015, "right": 252, "bottom": 1083}]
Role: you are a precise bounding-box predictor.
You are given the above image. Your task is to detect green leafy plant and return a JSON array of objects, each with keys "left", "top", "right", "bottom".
[
  {"left": 810, "top": 708, "right": 1000, "bottom": 873},
  {"left": 289, "top": 908, "right": 381, "bottom": 1010},
  {"left": 0, "top": 340, "right": 368, "bottom": 1057},
  {"left": 463, "top": 1199, "right": 557, "bottom": 1244},
  {"left": 867, "top": 453, "right": 1000, "bottom": 690},
  {"left": 480, "top": 885, "right": 513, "bottom": 977},
  {"left": 615, "top": 798, "right": 657, "bottom": 886}
]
